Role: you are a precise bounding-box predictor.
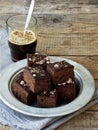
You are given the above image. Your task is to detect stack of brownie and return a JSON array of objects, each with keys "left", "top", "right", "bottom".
[{"left": 12, "top": 53, "right": 76, "bottom": 108}]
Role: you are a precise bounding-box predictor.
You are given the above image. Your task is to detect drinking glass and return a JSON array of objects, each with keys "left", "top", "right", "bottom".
[{"left": 6, "top": 14, "right": 37, "bottom": 62}]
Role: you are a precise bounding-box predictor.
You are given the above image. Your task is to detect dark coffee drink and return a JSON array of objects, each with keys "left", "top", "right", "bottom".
[{"left": 8, "top": 30, "right": 37, "bottom": 62}]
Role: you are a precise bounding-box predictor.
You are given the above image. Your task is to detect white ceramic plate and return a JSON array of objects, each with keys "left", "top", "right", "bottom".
[{"left": 0, "top": 56, "right": 95, "bottom": 117}]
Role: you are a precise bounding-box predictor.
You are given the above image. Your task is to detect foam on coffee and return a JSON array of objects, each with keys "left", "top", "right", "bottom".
[{"left": 9, "top": 30, "right": 36, "bottom": 45}]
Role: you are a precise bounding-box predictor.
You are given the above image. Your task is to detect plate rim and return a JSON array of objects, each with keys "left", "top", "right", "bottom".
[{"left": 0, "top": 56, "right": 95, "bottom": 117}]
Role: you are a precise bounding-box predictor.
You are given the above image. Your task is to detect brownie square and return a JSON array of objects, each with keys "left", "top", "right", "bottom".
[
  {"left": 27, "top": 53, "right": 50, "bottom": 69},
  {"left": 12, "top": 74, "right": 36, "bottom": 105},
  {"left": 23, "top": 66, "right": 51, "bottom": 93},
  {"left": 47, "top": 60, "right": 74, "bottom": 85},
  {"left": 37, "top": 89, "right": 58, "bottom": 108},
  {"left": 56, "top": 78, "right": 76, "bottom": 102}
]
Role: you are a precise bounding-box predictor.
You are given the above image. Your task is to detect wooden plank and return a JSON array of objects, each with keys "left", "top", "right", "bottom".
[
  {"left": 1, "top": 13, "right": 98, "bottom": 26},
  {"left": 89, "top": 103, "right": 98, "bottom": 111},
  {"left": 89, "top": 0, "right": 98, "bottom": 4},
  {"left": 36, "top": 0, "right": 98, "bottom": 4},
  {"left": 0, "top": 1, "right": 98, "bottom": 14},
  {"left": 35, "top": 14, "right": 98, "bottom": 56},
  {"left": 37, "top": 32, "right": 98, "bottom": 56},
  {"left": 36, "top": 0, "right": 89, "bottom": 4},
  {"left": 95, "top": 80, "right": 98, "bottom": 84},
  {"left": 36, "top": 14, "right": 98, "bottom": 30},
  {"left": 36, "top": 14, "right": 98, "bottom": 56},
  {"left": 55, "top": 111, "right": 98, "bottom": 130}
]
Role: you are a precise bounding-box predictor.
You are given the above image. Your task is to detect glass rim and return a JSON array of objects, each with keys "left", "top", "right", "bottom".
[{"left": 6, "top": 14, "right": 37, "bottom": 29}]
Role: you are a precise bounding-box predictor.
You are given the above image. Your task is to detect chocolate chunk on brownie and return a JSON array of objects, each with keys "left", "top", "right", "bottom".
[
  {"left": 37, "top": 89, "right": 58, "bottom": 108},
  {"left": 27, "top": 53, "right": 50, "bottom": 69},
  {"left": 23, "top": 66, "right": 51, "bottom": 93},
  {"left": 12, "top": 74, "right": 36, "bottom": 105},
  {"left": 47, "top": 60, "right": 74, "bottom": 85},
  {"left": 56, "top": 78, "right": 76, "bottom": 102}
]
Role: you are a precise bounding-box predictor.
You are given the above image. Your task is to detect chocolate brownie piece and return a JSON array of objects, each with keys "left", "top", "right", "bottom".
[
  {"left": 23, "top": 66, "right": 51, "bottom": 93},
  {"left": 37, "top": 89, "right": 58, "bottom": 108},
  {"left": 27, "top": 53, "right": 50, "bottom": 69},
  {"left": 56, "top": 78, "right": 76, "bottom": 102},
  {"left": 12, "top": 74, "right": 36, "bottom": 105},
  {"left": 47, "top": 60, "right": 74, "bottom": 85}
]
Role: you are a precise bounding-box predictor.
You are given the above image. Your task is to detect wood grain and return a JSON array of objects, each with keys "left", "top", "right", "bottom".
[
  {"left": 95, "top": 80, "right": 98, "bottom": 84},
  {"left": 36, "top": 14, "right": 98, "bottom": 56},
  {"left": 0, "top": 0, "right": 98, "bottom": 14},
  {"left": 0, "top": 1, "right": 98, "bottom": 130},
  {"left": 37, "top": 32, "right": 98, "bottom": 56},
  {"left": 55, "top": 111, "right": 98, "bottom": 130}
]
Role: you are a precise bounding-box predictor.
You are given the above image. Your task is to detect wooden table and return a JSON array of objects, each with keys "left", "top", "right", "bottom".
[{"left": 0, "top": 0, "right": 98, "bottom": 130}]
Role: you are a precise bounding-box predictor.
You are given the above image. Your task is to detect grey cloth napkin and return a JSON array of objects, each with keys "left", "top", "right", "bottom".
[
  {"left": 0, "top": 26, "right": 97, "bottom": 130},
  {"left": 0, "top": 87, "right": 98, "bottom": 130}
]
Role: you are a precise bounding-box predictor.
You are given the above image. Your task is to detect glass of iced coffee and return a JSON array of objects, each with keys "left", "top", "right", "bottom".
[{"left": 6, "top": 14, "right": 37, "bottom": 62}]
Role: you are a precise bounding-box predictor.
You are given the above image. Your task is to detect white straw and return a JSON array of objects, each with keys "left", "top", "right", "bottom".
[{"left": 24, "top": 0, "right": 35, "bottom": 35}]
